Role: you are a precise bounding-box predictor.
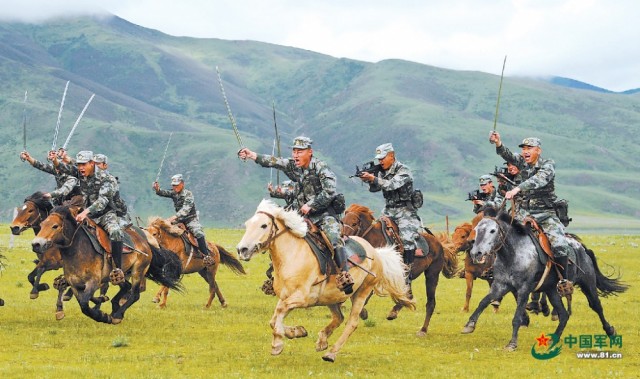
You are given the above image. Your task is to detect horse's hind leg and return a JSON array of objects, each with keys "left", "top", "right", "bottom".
[
  {"left": 152, "top": 286, "right": 164, "bottom": 304},
  {"left": 359, "top": 290, "right": 373, "bottom": 320},
  {"left": 55, "top": 284, "right": 68, "bottom": 321},
  {"left": 417, "top": 270, "right": 441, "bottom": 337},
  {"left": 316, "top": 303, "right": 344, "bottom": 352},
  {"left": 322, "top": 286, "right": 370, "bottom": 362},
  {"left": 546, "top": 290, "right": 570, "bottom": 337},
  {"left": 461, "top": 272, "right": 475, "bottom": 312},
  {"left": 581, "top": 283, "right": 615, "bottom": 336},
  {"left": 76, "top": 288, "right": 112, "bottom": 324},
  {"left": 111, "top": 281, "right": 139, "bottom": 324}
]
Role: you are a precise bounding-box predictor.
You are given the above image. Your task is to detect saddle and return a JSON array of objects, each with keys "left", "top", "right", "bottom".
[
  {"left": 82, "top": 218, "right": 141, "bottom": 257},
  {"left": 523, "top": 216, "right": 554, "bottom": 262},
  {"left": 303, "top": 220, "right": 367, "bottom": 276},
  {"left": 378, "top": 216, "right": 431, "bottom": 258}
]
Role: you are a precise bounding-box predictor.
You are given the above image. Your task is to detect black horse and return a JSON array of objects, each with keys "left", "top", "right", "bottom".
[{"left": 462, "top": 207, "right": 627, "bottom": 351}]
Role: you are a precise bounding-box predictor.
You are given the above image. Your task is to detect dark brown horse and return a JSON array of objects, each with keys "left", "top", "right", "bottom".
[
  {"left": 31, "top": 202, "right": 183, "bottom": 324},
  {"left": 146, "top": 217, "right": 246, "bottom": 308},
  {"left": 341, "top": 204, "right": 458, "bottom": 336}
]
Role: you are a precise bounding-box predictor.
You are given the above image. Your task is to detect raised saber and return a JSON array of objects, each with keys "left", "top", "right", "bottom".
[
  {"left": 272, "top": 100, "right": 281, "bottom": 184},
  {"left": 52, "top": 80, "right": 70, "bottom": 152},
  {"left": 215, "top": 66, "right": 245, "bottom": 156},
  {"left": 155, "top": 132, "right": 173, "bottom": 183},
  {"left": 22, "top": 90, "right": 28, "bottom": 157},
  {"left": 62, "top": 94, "right": 95, "bottom": 150},
  {"left": 492, "top": 56, "right": 507, "bottom": 132},
  {"left": 269, "top": 138, "right": 276, "bottom": 184}
]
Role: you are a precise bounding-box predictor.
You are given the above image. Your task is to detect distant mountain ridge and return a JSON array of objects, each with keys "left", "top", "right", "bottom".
[
  {"left": 541, "top": 76, "right": 639, "bottom": 94},
  {"left": 1, "top": 15, "right": 639, "bottom": 230}
]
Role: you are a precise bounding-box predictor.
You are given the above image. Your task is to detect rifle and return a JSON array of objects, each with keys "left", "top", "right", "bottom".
[
  {"left": 51, "top": 81, "right": 70, "bottom": 153},
  {"left": 62, "top": 94, "right": 95, "bottom": 150},
  {"left": 155, "top": 132, "right": 173, "bottom": 183},
  {"left": 466, "top": 189, "right": 489, "bottom": 202},
  {"left": 215, "top": 66, "right": 244, "bottom": 158},
  {"left": 349, "top": 161, "right": 382, "bottom": 178},
  {"left": 490, "top": 165, "right": 516, "bottom": 186}
]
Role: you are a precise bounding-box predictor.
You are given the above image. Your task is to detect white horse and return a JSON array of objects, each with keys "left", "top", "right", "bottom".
[{"left": 237, "top": 199, "right": 415, "bottom": 362}]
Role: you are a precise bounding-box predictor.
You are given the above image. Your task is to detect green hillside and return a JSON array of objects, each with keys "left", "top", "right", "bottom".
[{"left": 1, "top": 15, "right": 639, "bottom": 230}]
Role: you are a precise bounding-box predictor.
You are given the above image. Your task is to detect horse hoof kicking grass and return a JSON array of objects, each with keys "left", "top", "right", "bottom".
[{"left": 55, "top": 311, "right": 65, "bottom": 321}]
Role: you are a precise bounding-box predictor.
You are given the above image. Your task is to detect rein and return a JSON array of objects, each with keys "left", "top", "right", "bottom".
[
  {"left": 23, "top": 201, "right": 49, "bottom": 229},
  {"left": 255, "top": 211, "right": 290, "bottom": 251},
  {"left": 343, "top": 211, "right": 377, "bottom": 239}
]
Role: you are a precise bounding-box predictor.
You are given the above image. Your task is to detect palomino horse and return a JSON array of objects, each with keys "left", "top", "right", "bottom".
[
  {"left": 32, "top": 201, "right": 183, "bottom": 324},
  {"left": 462, "top": 207, "right": 628, "bottom": 351},
  {"left": 146, "top": 217, "right": 246, "bottom": 308},
  {"left": 341, "top": 204, "right": 458, "bottom": 336},
  {"left": 237, "top": 200, "right": 415, "bottom": 362}
]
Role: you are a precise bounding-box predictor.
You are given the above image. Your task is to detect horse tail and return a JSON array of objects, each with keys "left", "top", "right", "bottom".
[
  {"left": 216, "top": 244, "right": 246, "bottom": 275},
  {"left": 371, "top": 245, "right": 416, "bottom": 310},
  {"left": 146, "top": 245, "right": 185, "bottom": 292},
  {"left": 583, "top": 246, "right": 629, "bottom": 297},
  {"left": 436, "top": 232, "right": 460, "bottom": 279}
]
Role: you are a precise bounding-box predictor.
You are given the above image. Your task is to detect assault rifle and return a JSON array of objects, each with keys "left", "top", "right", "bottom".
[
  {"left": 350, "top": 161, "right": 382, "bottom": 178},
  {"left": 490, "top": 165, "right": 517, "bottom": 186},
  {"left": 466, "top": 189, "right": 489, "bottom": 202}
]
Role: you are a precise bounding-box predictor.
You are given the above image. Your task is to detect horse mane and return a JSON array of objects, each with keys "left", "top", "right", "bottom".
[
  {"left": 25, "top": 191, "right": 53, "bottom": 211},
  {"left": 482, "top": 206, "right": 528, "bottom": 236},
  {"left": 51, "top": 203, "right": 77, "bottom": 225},
  {"left": 148, "top": 216, "right": 184, "bottom": 236},
  {"left": 256, "top": 199, "right": 307, "bottom": 237},
  {"left": 345, "top": 203, "right": 375, "bottom": 221}
]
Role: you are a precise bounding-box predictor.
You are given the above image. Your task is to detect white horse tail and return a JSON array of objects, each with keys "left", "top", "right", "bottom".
[{"left": 371, "top": 245, "right": 416, "bottom": 310}]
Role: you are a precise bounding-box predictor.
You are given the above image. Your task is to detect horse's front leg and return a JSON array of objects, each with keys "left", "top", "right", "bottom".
[
  {"left": 75, "top": 285, "right": 112, "bottom": 324},
  {"left": 28, "top": 265, "right": 49, "bottom": 299},
  {"left": 505, "top": 288, "right": 533, "bottom": 351},
  {"left": 269, "top": 294, "right": 305, "bottom": 356},
  {"left": 462, "top": 271, "right": 475, "bottom": 312},
  {"left": 462, "top": 282, "right": 509, "bottom": 334}
]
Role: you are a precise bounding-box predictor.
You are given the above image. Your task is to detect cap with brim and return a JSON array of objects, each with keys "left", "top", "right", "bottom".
[
  {"left": 171, "top": 174, "right": 183, "bottom": 185},
  {"left": 93, "top": 154, "right": 108, "bottom": 164},
  {"left": 518, "top": 137, "right": 541, "bottom": 148},
  {"left": 76, "top": 150, "right": 94, "bottom": 164},
  {"left": 374, "top": 143, "right": 394, "bottom": 159},
  {"left": 290, "top": 136, "right": 313, "bottom": 149},
  {"left": 479, "top": 174, "right": 493, "bottom": 185}
]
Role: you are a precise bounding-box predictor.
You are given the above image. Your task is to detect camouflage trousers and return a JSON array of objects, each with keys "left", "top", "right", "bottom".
[
  {"left": 95, "top": 211, "right": 124, "bottom": 241},
  {"left": 529, "top": 211, "right": 572, "bottom": 257},
  {"left": 185, "top": 218, "right": 206, "bottom": 239},
  {"left": 317, "top": 215, "right": 343, "bottom": 247},
  {"left": 383, "top": 205, "right": 421, "bottom": 250}
]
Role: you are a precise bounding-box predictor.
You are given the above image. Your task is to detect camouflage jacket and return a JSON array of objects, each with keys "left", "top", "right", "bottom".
[
  {"left": 155, "top": 188, "right": 198, "bottom": 222},
  {"left": 31, "top": 159, "right": 81, "bottom": 201},
  {"left": 496, "top": 145, "right": 557, "bottom": 212},
  {"left": 79, "top": 170, "right": 119, "bottom": 218},
  {"left": 368, "top": 160, "right": 415, "bottom": 209},
  {"left": 474, "top": 188, "right": 497, "bottom": 214},
  {"left": 97, "top": 168, "right": 128, "bottom": 217},
  {"left": 255, "top": 154, "right": 337, "bottom": 222}
]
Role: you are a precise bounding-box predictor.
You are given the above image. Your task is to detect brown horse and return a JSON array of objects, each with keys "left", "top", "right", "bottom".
[
  {"left": 146, "top": 217, "right": 246, "bottom": 308},
  {"left": 31, "top": 202, "right": 183, "bottom": 324},
  {"left": 237, "top": 200, "right": 415, "bottom": 362},
  {"left": 341, "top": 204, "right": 458, "bottom": 337}
]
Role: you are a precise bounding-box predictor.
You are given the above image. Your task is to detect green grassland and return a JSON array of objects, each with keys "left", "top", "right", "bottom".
[{"left": 0, "top": 226, "right": 637, "bottom": 378}]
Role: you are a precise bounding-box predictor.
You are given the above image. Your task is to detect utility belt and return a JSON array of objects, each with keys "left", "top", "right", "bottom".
[
  {"left": 386, "top": 200, "right": 413, "bottom": 209},
  {"left": 179, "top": 214, "right": 198, "bottom": 224}
]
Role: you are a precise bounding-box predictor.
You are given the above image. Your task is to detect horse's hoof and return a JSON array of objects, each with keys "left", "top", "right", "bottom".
[
  {"left": 461, "top": 308, "right": 469, "bottom": 313},
  {"left": 416, "top": 330, "right": 427, "bottom": 337},
  {"left": 39, "top": 283, "right": 50, "bottom": 292},
  {"left": 159, "top": 304, "right": 166, "bottom": 309},
  {"left": 461, "top": 323, "right": 476, "bottom": 334},
  {"left": 0, "top": 299, "right": 4, "bottom": 306},
  {"left": 504, "top": 343, "right": 517, "bottom": 352},
  {"left": 271, "top": 344, "right": 284, "bottom": 356},
  {"left": 63, "top": 295, "right": 73, "bottom": 302},
  {"left": 359, "top": 308, "right": 369, "bottom": 320},
  {"left": 551, "top": 314, "right": 559, "bottom": 322},
  {"left": 30, "top": 292, "right": 39, "bottom": 300},
  {"left": 322, "top": 352, "right": 337, "bottom": 362},
  {"left": 386, "top": 311, "right": 398, "bottom": 321},
  {"left": 55, "top": 311, "right": 65, "bottom": 321},
  {"left": 111, "top": 318, "right": 123, "bottom": 325},
  {"left": 221, "top": 302, "right": 228, "bottom": 308},
  {"left": 151, "top": 297, "right": 160, "bottom": 303},
  {"left": 316, "top": 340, "right": 329, "bottom": 352}
]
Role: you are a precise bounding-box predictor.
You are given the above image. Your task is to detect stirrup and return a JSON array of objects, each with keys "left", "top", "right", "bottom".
[
  {"left": 336, "top": 271, "right": 354, "bottom": 294},
  {"left": 261, "top": 278, "right": 276, "bottom": 296},
  {"left": 202, "top": 255, "right": 215, "bottom": 267},
  {"left": 109, "top": 268, "right": 125, "bottom": 286},
  {"left": 557, "top": 279, "right": 574, "bottom": 297}
]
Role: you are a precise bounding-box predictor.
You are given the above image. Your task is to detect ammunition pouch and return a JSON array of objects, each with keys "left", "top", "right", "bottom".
[
  {"left": 554, "top": 199, "right": 571, "bottom": 227},
  {"left": 411, "top": 189, "right": 423, "bottom": 209},
  {"left": 331, "top": 193, "right": 346, "bottom": 215}
]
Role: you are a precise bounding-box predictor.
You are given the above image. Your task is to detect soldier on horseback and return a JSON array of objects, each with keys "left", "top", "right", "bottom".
[
  {"left": 489, "top": 132, "right": 574, "bottom": 295},
  {"left": 153, "top": 174, "right": 214, "bottom": 266},
  {"left": 239, "top": 136, "right": 354, "bottom": 294},
  {"left": 72, "top": 151, "right": 127, "bottom": 285},
  {"left": 471, "top": 175, "right": 497, "bottom": 214},
  {"left": 20, "top": 150, "right": 81, "bottom": 205},
  {"left": 356, "top": 143, "right": 428, "bottom": 292},
  {"left": 93, "top": 154, "right": 130, "bottom": 225}
]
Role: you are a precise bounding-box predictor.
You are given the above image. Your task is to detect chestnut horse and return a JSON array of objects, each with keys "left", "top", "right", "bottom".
[
  {"left": 341, "top": 204, "right": 458, "bottom": 336},
  {"left": 146, "top": 217, "right": 246, "bottom": 308},
  {"left": 237, "top": 200, "right": 415, "bottom": 362},
  {"left": 31, "top": 202, "right": 183, "bottom": 324}
]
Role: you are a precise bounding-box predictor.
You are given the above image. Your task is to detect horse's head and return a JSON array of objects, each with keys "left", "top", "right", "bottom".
[
  {"left": 147, "top": 217, "right": 182, "bottom": 244},
  {"left": 10, "top": 192, "right": 54, "bottom": 235},
  {"left": 237, "top": 199, "right": 307, "bottom": 261},
  {"left": 31, "top": 205, "right": 77, "bottom": 254},
  {"left": 341, "top": 204, "right": 375, "bottom": 237},
  {"left": 451, "top": 223, "right": 472, "bottom": 252},
  {"left": 469, "top": 216, "right": 504, "bottom": 264}
]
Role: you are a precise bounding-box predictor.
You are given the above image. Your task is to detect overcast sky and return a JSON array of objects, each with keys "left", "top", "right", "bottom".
[{"left": 2, "top": 0, "right": 638, "bottom": 92}]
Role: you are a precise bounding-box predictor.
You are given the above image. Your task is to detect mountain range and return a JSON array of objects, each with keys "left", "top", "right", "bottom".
[{"left": 1, "top": 15, "right": 639, "bottom": 231}]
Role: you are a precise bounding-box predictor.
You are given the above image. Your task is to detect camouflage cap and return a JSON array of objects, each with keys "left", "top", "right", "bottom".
[
  {"left": 171, "top": 174, "right": 184, "bottom": 185},
  {"left": 518, "top": 137, "right": 541, "bottom": 148},
  {"left": 76, "top": 150, "right": 94, "bottom": 164},
  {"left": 374, "top": 143, "right": 394, "bottom": 159},
  {"left": 290, "top": 136, "right": 313, "bottom": 149},
  {"left": 479, "top": 174, "right": 493, "bottom": 185},
  {"left": 93, "top": 154, "right": 108, "bottom": 164}
]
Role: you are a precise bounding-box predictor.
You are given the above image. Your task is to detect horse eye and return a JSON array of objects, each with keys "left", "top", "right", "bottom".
[
  {"left": 490, "top": 229, "right": 495, "bottom": 234},
  {"left": 261, "top": 224, "right": 268, "bottom": 229},
  {"left": 52, "top": 224, "right": 60, "bottom": 230}
]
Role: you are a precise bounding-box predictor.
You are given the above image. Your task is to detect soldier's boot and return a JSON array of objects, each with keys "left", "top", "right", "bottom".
[
  {"left": 334, "top": 246, "right": 354, "bottom": 294},
  {"left": 556, "top": 255, "right": 574, "bottom": 297},
  {"left": 109, "top": 241, "right": 125, "bottom": 286},
  {"left": 196, "top": 236, "right": 214, "bottom": 267},
  {"left": 403, "top": 249, "right": 415, "bottom": 298},
  {"left": 415, "top": 235, "right": 429, "bottom": 258},
  {"left": 261, "top": 263, "right": 276, "bottom": 296}
]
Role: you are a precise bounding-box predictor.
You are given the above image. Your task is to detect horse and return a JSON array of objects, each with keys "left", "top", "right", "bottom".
[
  {"left": 237, "top": 199, "right": 415, "bottom": 362},
  {"left": 461, "top": 207, "right": 628, "bottom": 351},
  {"left": 341, "top": 204, "right": 458, "bottom": 336},
  {"left": 146, "top": 217, "right": 246, "bottom": 308},
  {"left": 31, "top": 201, "right": 183, "bottom": 324}
]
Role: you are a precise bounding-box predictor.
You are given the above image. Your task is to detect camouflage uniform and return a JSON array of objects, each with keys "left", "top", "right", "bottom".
[
  {"left": 79, "top": 166, "right": 124, "bottom": 243},
  {"left": 155, "top": 184, "right": 205, "bottom": 239},
  {"left": 96, "top": 166, "right": 130, "bottom": 225},
  {"left": 496, "top": 140, "right": 572, "bottom": 259},
  {"left": 473, "top": 175, "right": 497, "bottom": 214},
  {"left": 269, "top": 180, "right": 298, "bottom": 210},
  {"left": 30, "top": 158, "right": 81, "bottom": 205}
]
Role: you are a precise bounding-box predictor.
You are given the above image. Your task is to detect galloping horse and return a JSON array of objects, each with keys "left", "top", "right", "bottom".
[
  {"left": 146, "top": 217, "right": 246, "bottom": 308},
  {"left": 237, "top": 200, "right": 415, "bottom": 362},
  {"left": 341, "top": 204, "right": 457, "bottom": 336},
  {"left": 462, "top": 207, "right": 628, "bottom": 351},
  {"left": 31, "top": 201, "right": 183, "bottom": 324}
]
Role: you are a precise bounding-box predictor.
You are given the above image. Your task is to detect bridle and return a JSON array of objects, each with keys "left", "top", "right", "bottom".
[
  {"left": 22, "top": 201, "right": 50, "bottom": 229},
  {"left": 254, "top": 211, "right": 289, "bottom": 252},
  {"left": 42, "top": 211, "right": 82, "bottom": 250},
  {"left": 476, "top": 216, "right": 508, "bottom": 261},
  {"left": 342, "top": 211, "right": 377, "bottom": 239}
]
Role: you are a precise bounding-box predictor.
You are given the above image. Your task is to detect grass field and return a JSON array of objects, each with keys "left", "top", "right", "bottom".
[{"left": 0, "top": 226, "right": 637, "bottom": 378}]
